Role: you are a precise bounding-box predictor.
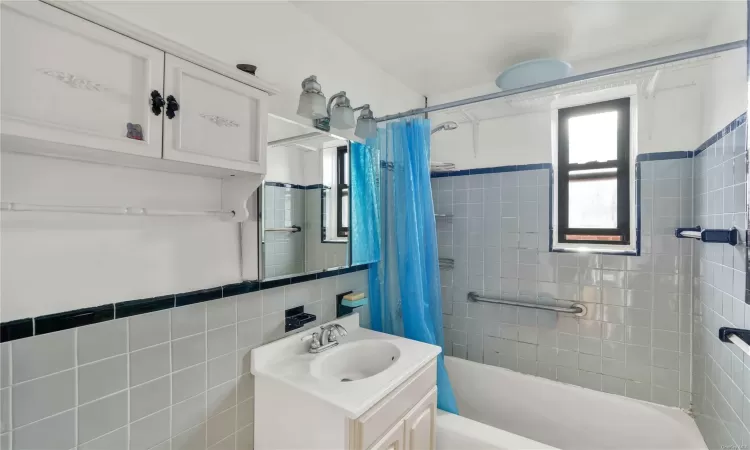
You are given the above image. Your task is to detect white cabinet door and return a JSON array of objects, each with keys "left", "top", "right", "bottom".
[
  {"left": 403, "top": 388, "right": 437, "bottom": 450},
  {"left": 1, "top": 2, "right": 164, "bottom": 158},
  {"left": 369, "top": 421, "right": 405, "bottom": 450},
  {"left": 163, "top": 54, "right": 267, "bottom": 174}
]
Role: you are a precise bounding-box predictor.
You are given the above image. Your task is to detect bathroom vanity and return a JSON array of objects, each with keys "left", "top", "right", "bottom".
[{"left": 251, "top": 313, "right": 441, "bottom": 450}]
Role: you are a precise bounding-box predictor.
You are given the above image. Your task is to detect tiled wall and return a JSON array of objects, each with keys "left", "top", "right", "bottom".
[
  {"left": 0, "top": 270, "right": 369, "bottom": 450},
  {"left": 263, "top": 185, "right": 305, "bottom": 278},
  {"left": 434, "top": 156, "right": 696, "bottom": 408},
  {"left": 692, "top": 118, "right": 750, "bottom": 448}
]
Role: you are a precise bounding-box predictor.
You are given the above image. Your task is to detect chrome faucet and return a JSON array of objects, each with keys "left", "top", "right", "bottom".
[{"left": 301, "top": 323, "right": 348, "bottom": 353}]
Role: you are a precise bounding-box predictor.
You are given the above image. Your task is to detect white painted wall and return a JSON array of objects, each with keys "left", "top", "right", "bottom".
[
  {"left": 90, "top": 1, "right": 425, "bottom": 138},
  {"left": 303, "top": 150, "right": 322, "bottom": 187},
  {"left": 429, "top": 52, "right": 740, "bottom": 170},
  {"left": 266, "top": 146, "right": 307, "bottom": 185},
  {"left": 700, "top": 48, "right": 747, "bottom": 140},
  {"left": 1, "top": 153, "right": 241, "bottom": 321}
]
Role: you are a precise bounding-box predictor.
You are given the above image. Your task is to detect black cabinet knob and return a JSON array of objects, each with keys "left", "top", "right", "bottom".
[
  {"left": 166, "top": 95, "right": 179, "bottom": 119},
  {"left": 150, "top": 90, "right": 165, "bottom": 116}
]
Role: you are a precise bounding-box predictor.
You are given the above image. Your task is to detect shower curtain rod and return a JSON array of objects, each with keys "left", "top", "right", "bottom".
[{"left": 375, "top": 40, "right": 747, "bottom": 123}]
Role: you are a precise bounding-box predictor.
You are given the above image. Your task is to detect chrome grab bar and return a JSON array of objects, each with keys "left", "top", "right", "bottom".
[
  {"left": 467, "top": 292, "right": 587, "bottom": 317},
  {"left": 266, "top": 226, "right": 302, "bottom": 233}
]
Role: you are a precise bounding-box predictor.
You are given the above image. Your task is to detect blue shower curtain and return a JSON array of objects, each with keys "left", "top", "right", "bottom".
[
  {"left": 368, "top": 118, "right": 458, "bottom": 414},
  {"left": 350, "top": 141, "right": 381, "bottom": 266}
]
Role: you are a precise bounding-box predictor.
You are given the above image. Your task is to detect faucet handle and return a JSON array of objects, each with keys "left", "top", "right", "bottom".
[{"left": 301, "top": 332, "right": 321, "bottom": 349}]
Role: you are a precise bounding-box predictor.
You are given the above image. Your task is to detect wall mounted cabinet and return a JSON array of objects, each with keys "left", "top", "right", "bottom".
[
  {"left": 1, "top": 1, "right": 270, "bottom": 183},
  {"left": 163, "top": 55, "right": 267, "bottom": 172},
  {"left": 1, "top": 1, "right": 165, "bottom": 160}
]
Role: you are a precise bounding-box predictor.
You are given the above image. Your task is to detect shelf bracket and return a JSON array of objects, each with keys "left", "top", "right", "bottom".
[{"left": 221, "top": 174, "right": 263, "bottom": 222}]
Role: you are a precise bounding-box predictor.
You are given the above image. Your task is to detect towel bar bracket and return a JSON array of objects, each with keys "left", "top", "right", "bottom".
[{"left": 719, "top": 327, "right": 750, "bottom": 344}]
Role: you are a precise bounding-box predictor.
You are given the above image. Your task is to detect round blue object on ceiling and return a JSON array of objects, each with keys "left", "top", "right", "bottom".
[{"left": 495, "top": 59, "right": 572, "bottom": 90}]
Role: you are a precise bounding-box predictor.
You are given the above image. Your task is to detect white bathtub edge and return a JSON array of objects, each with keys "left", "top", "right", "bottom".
[
  {"left": 436, "top": 410, "right": 559, "bottom": 450},
  {"left": 443, "top": 356, "right": 707, "bottom": 450}
]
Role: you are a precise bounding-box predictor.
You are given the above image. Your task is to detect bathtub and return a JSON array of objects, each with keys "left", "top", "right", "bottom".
[{"left": 436, "top": 357, "right": 707, "bottom": 450}]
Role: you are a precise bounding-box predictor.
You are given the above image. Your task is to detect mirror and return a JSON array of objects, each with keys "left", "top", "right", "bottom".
[{"left": 261, "top": 115, "right": 374, "bottom": 280}]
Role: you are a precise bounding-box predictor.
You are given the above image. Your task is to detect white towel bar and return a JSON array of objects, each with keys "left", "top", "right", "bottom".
[{"left": 0, "top": 202, "right": 234, "bottom": 219}]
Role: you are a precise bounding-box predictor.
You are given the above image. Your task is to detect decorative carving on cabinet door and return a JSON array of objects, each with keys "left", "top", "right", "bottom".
[
  {"left": 199, "top": 113, "right": 240, "bottom": 128},
  {"left": 37, "top": 68, "right": 109, "bottom": 92}
]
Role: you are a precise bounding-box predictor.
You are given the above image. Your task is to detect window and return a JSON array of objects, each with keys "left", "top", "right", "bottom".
[
  {"left": 556, "top": 97, "right": 632, "bottom": 248},
  {"left": 336, "top": 145, "right": 349, "bottom": 238}
]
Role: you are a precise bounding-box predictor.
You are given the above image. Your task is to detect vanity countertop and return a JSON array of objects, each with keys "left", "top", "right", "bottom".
[{"left": 250, "top": 313, "right": 441, "bottom": 418}]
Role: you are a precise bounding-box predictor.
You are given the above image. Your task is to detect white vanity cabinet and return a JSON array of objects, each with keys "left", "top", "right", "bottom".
[
  {"left": 403, "top": 388, "right": 438, "bottom": 450},
  {"left": 1, "top": 1, "right": 270, "bottom": 177},
  {"left": 253, "top": 313, "right": 441, "bottom": 450},
  {"left": 1, "top": 1, "right": 164, "bottom": 159},
  {"left": 350, "top": 362, "right": 437, "bottom": 450},
  {"left": 255, "top": 359, "right": 438, "bottom": 450},
  {"left": 368, "top": 388, "right": 437, "bottom": 450}
]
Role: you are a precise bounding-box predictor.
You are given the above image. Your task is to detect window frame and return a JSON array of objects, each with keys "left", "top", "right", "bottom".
[
  {"left": 551, "top": 86, "right": 638, "bottom": 254},
  {"left": 336, "top": 145, "right": 349, "bottom": 238}
]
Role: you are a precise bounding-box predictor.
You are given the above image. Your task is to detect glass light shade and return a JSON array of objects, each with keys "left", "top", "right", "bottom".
[
  {"left": 297, "top": 91, "right": 327, "bottom": 119},
  {"left": 330, "top": 106, "right": 355, "bottom": 129},
  {"left": 355, "top": 117, "right": 377, "bottom": 139}
]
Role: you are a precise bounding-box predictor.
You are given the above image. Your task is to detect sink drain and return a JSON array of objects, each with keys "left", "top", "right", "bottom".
[{"left": 341, "top": 378, "right": 353, "bottom": 382}]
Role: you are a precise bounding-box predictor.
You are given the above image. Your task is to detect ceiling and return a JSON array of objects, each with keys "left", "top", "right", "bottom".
[{"left": 293, "top": 1, "right": 744, "bottom": 97}]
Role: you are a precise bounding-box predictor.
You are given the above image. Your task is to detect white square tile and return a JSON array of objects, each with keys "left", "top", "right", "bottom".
[
  {"left": 172, "top": 333, "right": 206, "bottom": 371},
  {"left": 130, "top": 408, "right": 170, "bottom": 450},
  {"left": 12, "top": 369, "right": 74, "bottom": 428},
  {"left": 172, "top": 393, "right": 206, "bottom": 437},
  {"left": 78, "top": 355, "right": 127, "bottom": 404},
  {"left": 172, "top": 364, "right": 206, "bottom": 404},
  {"left": 130, "top": 375, "right": 171, "bottom": 422},
  {"left": 208, "top": 298, "right": 237, "bottom": 331},
  {"left": 130, "top": 311, "right": 171, "bottom": 351},
  {"left": 13, "top": 409, "right": 75, "bottom": 450},
  {"left": 78, "top": 319, "right": 127, "bottom": 365},
  {"left": 78, "top": 391, "right": 127, "bottom": 444},
  {"left": 130, "top": 343, "right": 170, "bottom": 386},
  {"left": 12, "top": 330, "right": 74, "bottom": 383}
]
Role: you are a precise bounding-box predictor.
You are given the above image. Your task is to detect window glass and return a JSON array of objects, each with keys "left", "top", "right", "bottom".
[
  {"left": 568, "top": 111, "right": 618, "bottom": 164},
  {"left": 568, "top": 178, "right": 617, "bottom": 228},
  {"left": 341, "top": 195, "right": 349, "bottom": 228}
]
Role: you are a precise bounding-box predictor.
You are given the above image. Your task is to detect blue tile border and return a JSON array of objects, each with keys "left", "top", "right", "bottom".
[
  {"left": 265, "top": 181, "right": 306, "bottom": 190},
  {"left": 175, "top": 287, "right": 223, "bottom": 307},
  {"left": 0, "top": 263, "right": 371, "bottom": 343},
  {"left": 265, "top": 181, "right": 331, "bottom": 190},
  {"left": 694, "top": 112, "right": 746, "bottom": 157},
  {"left": 305, "top": 184, "right": 330, "bottom": 190},
  {"left": 0, "top": 319, "right": 33, "bottom": 342},
  {"left": 35, "top": 304, "right": 114, "bottom": 335},
  {"left": 430, "top": 163, "right": 553, "bottom": 178},
  {"left": 635, "top": 151, "right": 693, "bottom": 162},
  {"left": 115, "top": 295, "right": 175, "bottom": 318}
]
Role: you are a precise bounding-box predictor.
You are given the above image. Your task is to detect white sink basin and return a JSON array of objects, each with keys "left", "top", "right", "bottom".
[
  {"left": 310, "top": 340, "right": 401, "bottom": 382},
  {"left": 251, "top": 313, "right": 441, "bottom": 418}
]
